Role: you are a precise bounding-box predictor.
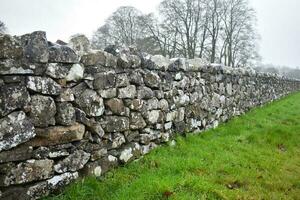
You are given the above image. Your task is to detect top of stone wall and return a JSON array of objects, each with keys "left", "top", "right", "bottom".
[{"left": 0, "top": 31, "right": 296, "bottom": 81}]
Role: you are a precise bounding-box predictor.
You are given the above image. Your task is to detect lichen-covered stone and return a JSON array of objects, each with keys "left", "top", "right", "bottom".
[
  {"left": 0, "top": 34, "right": 23, "bottom": 59},
  {"left": 130, "top": 112, "right": 146, "bottom": 130},
  {"left": 26, "top": 76, "right": 61, "bottom": 95},
  {"left": 0, "top": 85, "right": 30, "bottom": 117},
  {"left": 55, "top": 102, "right": 76, "bottom": 126},
  {"left": 0, "top": 159, "right": 54, "bottom": 186},
  {"left": 28, "top": 123, "right": 85, "bottom": 147},
  {"left": 75, "top": 89, "right": 104, "bottom": 117},
  {"left": 93, "top": 71, "right": 116, "bottom": 90},
  {"left": 29, "top": 95, "right": 56, "bottom": 127},
  {"left": 48, "top": 44, "right": 79, "bottom": 63},
  {"left": 118, "top": 85, "right": 136, "bottom": 99},
  {"left": 101, "top": 116, "right": 129, "bottom": 132},
  {"left": 105, "top": 98, "right": 126, "bottom": 115},
  {"left": 83, "top": 155, "right": 118, "bottom": 177},
  {"left": 0, "top": 111, "right": 35, "bottom": 152},
  {"left": 81, "top": 50, "right": 117, "bottom": 67},
  {"left": 20, "top": 31, "right": 49, "bottom": 63},
  {"left": 144, "top": 71, "right": 161, "bottom": 89},
  {"left": 45, "top": 63, "right": 71, "bottom": 79},
  {"left": 146, "top": 110, "right": 163, "bottom": 124},
  {"left": 137, "top": 86, "right": 154, "bottom": 99},
  {"left": 69, "top": 34, "right": 90, "bottom": 57},
  {"left": 0, "top": 145, "right": 33, "bottom": 163},
  {"left": 54, "top": 150, "right": 90, "bottom": 173}
]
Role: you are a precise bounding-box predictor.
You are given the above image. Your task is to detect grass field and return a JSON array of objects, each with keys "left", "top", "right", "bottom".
[{"left": 46, "top": 92, "right": 300, "bottom": 200}]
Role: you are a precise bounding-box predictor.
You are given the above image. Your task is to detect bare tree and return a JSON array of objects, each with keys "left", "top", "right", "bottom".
[{"left": 0, "top": 20, "right": 7, "bottom": 33}]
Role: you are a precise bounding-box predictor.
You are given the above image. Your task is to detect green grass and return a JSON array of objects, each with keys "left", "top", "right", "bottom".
[{"left": 46, "top": 92, "right": 300, "bottom": 200}]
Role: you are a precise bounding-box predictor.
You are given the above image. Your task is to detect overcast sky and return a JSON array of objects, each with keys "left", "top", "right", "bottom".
[{"left": 0, "top": 0, "right": 299, "bottom": 67}]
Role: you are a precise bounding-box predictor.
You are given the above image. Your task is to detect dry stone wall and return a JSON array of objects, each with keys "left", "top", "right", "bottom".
[{"left": 0, "top": 31, "right": 299, "bottom": 199}]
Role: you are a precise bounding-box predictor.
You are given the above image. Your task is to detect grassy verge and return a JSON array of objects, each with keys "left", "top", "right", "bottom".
[{"left": 47, "top": 92, "right": 300, "bottom": 200}]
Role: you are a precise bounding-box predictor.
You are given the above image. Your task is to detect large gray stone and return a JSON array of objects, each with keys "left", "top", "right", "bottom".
[
  {"left": 69, "top": 34, "right": 90, "bottom": 57},
  {"left": 26, "top": 76, "right": 61, "bottom": 95},
  {"left": 75, "top": 89, "right": 105, "bottom": 117},
  {"left": 144, "top": 71, "right": 161, "bottom": 89},
  {"left": 55, "top": 102, "right": 76, "bottom": 126},
  {"left": 54, "top": 150, "right": 90, "bottom": 173},
  {"left": 93, "top": 71, "right": 116, "bottom": 90},
  {"left": 0, "top": 85, "right": 30, "bottom": 117},
  {"left": 0, "top": 159, "right": 54, "bottom": 186},
  {"left": 118, "top": 85, "right": 136, "bottom": 99},
  {"left": 130, "top": 112, "right": 146, "bottom": 130},
  {"left": 20, "top": 31, "right": 49, "bottom": 63},
  {"left": 29, "top": 95, "right": 56, "bottom": 127},
  {"left": 48, "top": 44, "right": 79, "bottom": 63},
  {"left": 105, "top": 98, "right": 126, "bottom": 115},
  {"left": 0, "top": 111, "right": 35, "bottom": 152},
  {"left": 101, "top": 116, "right": 129, "bottom": 132},
  {"left": 0, "top": 34, "right": 23, "bottom": 59}
]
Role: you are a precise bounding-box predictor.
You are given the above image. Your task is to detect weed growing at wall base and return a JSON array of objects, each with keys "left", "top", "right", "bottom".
[{"left": 46, "top": 92, "right": 300, "bottom": 200}]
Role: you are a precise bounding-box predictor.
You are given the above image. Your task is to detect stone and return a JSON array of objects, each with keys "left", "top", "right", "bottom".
[
  {"left": 93, "top": 71, "right": 116, "bottom": 90},
  {"left": 128, "top": 99, "right": 144, "bottom": 111},
  {"left": 54, "top": 150, "right": 90, "bottom": 173},
  {"left": 146, "top": 110, "right": 163, "bottom": 124},
  {"left": 111, "top": 133, "right": 126, "bottom": 149},
  {"left": 75, "top": 89, "right": 105, "bottom": 117},
  {"left": 137, "top": 86, "right": 154, "bottom": 99},
  {"left": 116, "top": 73, "right": 130, "bottom": 87},
  {"left": 83, "top": 155, "right": 118, "bottom": 177},
  {"left": 48, "top": 44, "right": 79, "bottom": 63},
  {"left": 175, "top": 107, "right": 185, "bottom": 122},
  {"left": 20, "top": 31, "right": 49, "bottom": 63},
  {"left": 144, "top": 55, "right": 171, "bottom": 70},
  {"left": 56, "top": 88, "right": 75, "bottom": 102},
  {"left": 145, "top": 97, "right": 159, "bottom": 110},
  {"left": 55, "top": 102, "right": 76, "bottom": 126},
  {"left": 117, "top": 53, "right": 141, "bottom": 68},
  {"left": 75, "top": 108, "right": 105, "bottom": 137},
  {"left": 0, "top": 145, "right": 33, "bottom": 163},
  {"left": 159, "top": 99, "right": 169, "bottom": 111},
  {"left": 0, "top": 159, "right": 54, "bottom": 186},
  {"left": 26, "top": 76, "right": 61, "bottom": 95},
  {"left": 29, "top": 95, "right": 56, "bottom": 127},
  {"left": 45, "top": 63, "right": 71, "bottom": 79},
  {"left": 101, "top": 116, "right": 129, "bottom": 132},
  {"left": 0, "top": 85, "right": 30, "bottom": 117},
  {"left": 90, "top": 149, "right": 107, "bottom": 161},
  {"left": 28, "top": 123, "right": 85, "bottom": 147},
  {"left": 118, "top": 85, "right": 136, "bottom": 99},
  {"left": 0, "top": 34, "right": 23, "bottom": 59},
  {"left": 0, "top": 59, "right": 34, "bottom": 75},
  {"left": 130, "top": 112, "right": 146, "bottom": 130},
  {"left": 68, "top": 34, "right": 90, "bottom": 56},
  {"left": 81, "top": 50, "right": 117, "bottom": 67},
  {"left": 129, "top": 71, "right": 144, "bottom": 85},
  {"left": 105, "top": 98, "right": 126, "bottom": 115},
  {"left": 97, "top": 88, "right": 117, "bottom": 99},
  {"left": 0, "top": 111, "right": 35, "bottom": 152},
  {"left": 144, "top": 71, "right": 161, "bottom": 89},
  {"left": 26, "top": 172, "right": 79, "bottom": 200},
  {"left": 66, "top": 64, "right": 84, "bottom": 81},
  {"left": 119, "top": 143, "right": 141, "bottom": 163}
]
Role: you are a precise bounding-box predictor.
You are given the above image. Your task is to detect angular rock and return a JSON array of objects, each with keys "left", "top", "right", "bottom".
[
  {"left": 105, "top": 98, "right": 126, "bottom": 115},
  {"left": 111, "top": 133, "right": 126, "bottom": 149},
  {"left": 130, "top": 112, "right": 146, "bottom": 130},
  {"left": 48, "top": 44, "right": 79, "bottom": 63},
  {"left": 0, "top": 111, "right": 35, "bottom": 152},
  {"left": 137, "top": 86, "right": 154, "bottom": 99},
  {"left": 0, "top": 159, "right": 53, "bottom": 186},
  {"left": 146, "top": 110, "right": 163, "bottom": 124},
  {"left": 117, "top": 53, "right": 141, "bottom": 68},
  {"left": 116, "top": 73, "right": 130, "bottom": 87},
  {"left": 93, "top": 71, "right": 116, "bottom": 90},
  {"left": 75, "top": 108, "right": 105, "bottom": 137},
  {"left": 101, "top": 116, "right": 129, "bottom": 132},
  {"left": 29, "top": 95, "right": 56, "bottom": 127},
  {"left": 20, "top": 31, "right": 49, "bottom": 63},
  {"left": 28, "top": 123, "right": 85, "bottom": 147},
  {"left": 75, "top": 89, "right": 104, "bottom": 117},
  {"left": 119, "top": 143, "right": 141, "bottom": 163},
  {"left": 26, "top": 76, "right": 61, "bottom": 95},
  {"left": 83, "top": 155, "right": 118, "bottom": 177},
  {"left": 56, "top": 88, "right": 75, "bottom": 102},
  {"left": 144, "top": 55, "right": 171, "bottom": 70},
  {"left": 45, "top": 63, "right": 71, "bottom": 79},
  {"left": 0, "top": 34, "right": 23, "bottom": 59},
  {"left": 128, "top": 99, "right": 144, "bottom": 111},
  {"left": 81, "top": 50, "right": 117, "bottom": 67},
  {"left": 69, "top": 34, "right": 90, "bottom": 57},
  {"left": 144, "top": 71, "right": 161, "bottom": 89},
  {"left": 118, "top": 85, "right": 136, "bottom": 99},
  {"left": 66, "top": 64, "right": 84, "bottom": 81},
  {"left": 97, "top": 88, "right": 117, "bottom": 99},
  {"left": 0, "top": 59, "right": 33, "bottom": 75},
  {"left": 129, "top": 71, "right": 144, "bottom": 85},
  {"left": 0, "top": 145, "right": 33, "bottom": 163},
  {"left": 54, "top": 150, "right": 90, "bottom": 173},
  {"left": 55, "top": 102, "right": 76, "bottom": 126},
  {"left": 0, "top": 85, "right": 30, "bottom": 117}
]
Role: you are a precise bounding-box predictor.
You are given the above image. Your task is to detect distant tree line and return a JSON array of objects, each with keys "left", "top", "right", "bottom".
[{"left": 92, "top": 0, "right": 260, "bottom": 67}]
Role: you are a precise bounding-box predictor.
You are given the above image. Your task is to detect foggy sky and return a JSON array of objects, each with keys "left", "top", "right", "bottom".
[{"left": 0, "top": 0, "right": 299, "bottom": 67}]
